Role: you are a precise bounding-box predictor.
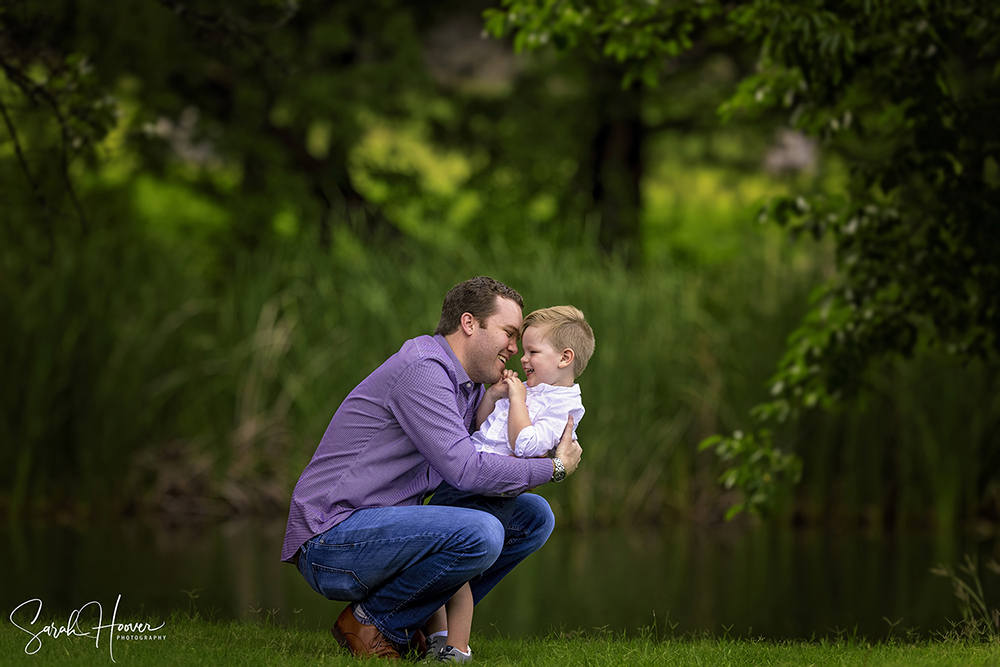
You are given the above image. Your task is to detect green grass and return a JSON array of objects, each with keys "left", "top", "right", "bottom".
[{"left": 3, "top": 616, "right": 1000, "bottom": 666}]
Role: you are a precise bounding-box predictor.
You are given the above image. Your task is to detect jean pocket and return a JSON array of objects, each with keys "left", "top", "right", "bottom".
[{"left": 310, "top": 564, "right": 369, "bottom": 601}]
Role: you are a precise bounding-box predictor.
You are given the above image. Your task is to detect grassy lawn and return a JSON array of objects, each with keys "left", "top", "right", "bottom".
[{"left": 3, "top": 616, "right": 1000, "bottom": 666}]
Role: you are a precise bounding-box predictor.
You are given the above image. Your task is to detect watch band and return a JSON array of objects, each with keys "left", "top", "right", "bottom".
[{"left": 551, "top": 456, "right": 566, "bottom": 483}]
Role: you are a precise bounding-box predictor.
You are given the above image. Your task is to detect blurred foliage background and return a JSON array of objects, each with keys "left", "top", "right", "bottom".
[{"left": 1, "top": 0, "right": 998, "bottom": 531}]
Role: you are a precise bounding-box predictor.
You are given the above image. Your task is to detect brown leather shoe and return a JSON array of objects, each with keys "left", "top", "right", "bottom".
[
  {"left": 331, "top": 604, "right": 401, "bottom": 659},
  {"left": 403, "top": 628, "right": 427, "bottom": 660}
]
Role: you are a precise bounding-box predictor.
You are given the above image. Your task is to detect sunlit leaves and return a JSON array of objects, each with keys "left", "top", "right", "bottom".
[
  {"left": 698, "top": 429, "right": 802, "bottom": 520},
  {"left": 485, "top": 0, "right": 723, "bottom": 88},
  {"left": 489, "top": 0, "right": 1000, "bottom": 519}
]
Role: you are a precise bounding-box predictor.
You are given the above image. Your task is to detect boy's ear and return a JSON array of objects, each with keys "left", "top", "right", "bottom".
[{"left": 558, "top": 348, "right": 575, "bottom": 369}]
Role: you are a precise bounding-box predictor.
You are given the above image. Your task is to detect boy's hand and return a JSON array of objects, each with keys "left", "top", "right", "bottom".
[
  {"left": 504, "top": 373, "right": 527, "bottom": 404},
  {"left": 487, "top": 369, "right": 516, "bottom": 400}
]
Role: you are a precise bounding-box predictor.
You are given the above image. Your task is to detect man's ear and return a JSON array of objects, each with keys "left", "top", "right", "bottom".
[
  {"left": 460, "top": 312, "right": 477, "bottom": 336},
  {"left": 558, "top": 348, "right": 575, "bottom": 369}
]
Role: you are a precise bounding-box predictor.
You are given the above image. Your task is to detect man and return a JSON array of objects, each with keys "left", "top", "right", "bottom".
[{"left": 281, "top": 276, "right": 583, "bottom": 659}]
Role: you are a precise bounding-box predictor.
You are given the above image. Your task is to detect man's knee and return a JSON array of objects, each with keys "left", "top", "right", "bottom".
[
  {"left": 453, "top": 512, "right": 505, "bottom": 571},
  {"left": 516, "top": 493, "right": 556, "bottom": 541}
]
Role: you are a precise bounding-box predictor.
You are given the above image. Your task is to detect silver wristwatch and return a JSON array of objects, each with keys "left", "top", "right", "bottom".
[{"left": 551, "top": 456, "right": 566, "bottom": 483}]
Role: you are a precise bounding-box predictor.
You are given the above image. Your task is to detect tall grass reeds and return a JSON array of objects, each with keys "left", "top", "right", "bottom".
[
  {"left": 932, "top": 555, "right": 1000, "bottom": 641},
  {"left": 3, "top": 213, "right": 999, "bottom": 528}
]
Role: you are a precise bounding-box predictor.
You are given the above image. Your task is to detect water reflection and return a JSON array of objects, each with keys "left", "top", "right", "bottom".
[
  {"left": 480, "top": 524, "right": 999, "bottom": 639},
  {"left": 3, "top": 518, "right": 998, "bottom": 639}
]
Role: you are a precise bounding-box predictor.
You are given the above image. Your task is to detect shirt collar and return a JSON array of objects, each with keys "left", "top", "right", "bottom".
[
  {"left": 434, "top": 334, "right": 477, "bottom": 392},
  {"left": 527, "top": 382, "right": 581, "bottom": 396}
]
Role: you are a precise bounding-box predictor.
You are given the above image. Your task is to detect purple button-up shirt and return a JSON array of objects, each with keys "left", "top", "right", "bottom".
[{"left": 280, "top": 334, "right": 553, "bottom": 562}]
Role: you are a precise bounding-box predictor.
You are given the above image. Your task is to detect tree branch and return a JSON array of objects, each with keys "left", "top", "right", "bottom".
[
  {"left": 0, "top": 90, "right": 55, "bottom": 262},
  {"left": 0, "top": 55, "right": 90, "bottom": 235},
  {"left": 152, "top": 0, "right": 293, "bottom": 78}
]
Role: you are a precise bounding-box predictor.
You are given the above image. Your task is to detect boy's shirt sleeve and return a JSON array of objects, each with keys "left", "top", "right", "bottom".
[{"left": 512, "top": 390, "right": 585, "bottom": 458}]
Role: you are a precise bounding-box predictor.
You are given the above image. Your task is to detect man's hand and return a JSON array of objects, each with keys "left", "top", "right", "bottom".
[
  {"left": 486, "top": 369, "right": 516, "bottom": 401},
  {"left": 553, "top": 415, "right": 582, "bottom": 476}
]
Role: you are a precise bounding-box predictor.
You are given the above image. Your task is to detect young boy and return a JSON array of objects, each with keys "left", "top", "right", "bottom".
[{"left": 426, "top": 305, "right": 595, "bottom": 662}]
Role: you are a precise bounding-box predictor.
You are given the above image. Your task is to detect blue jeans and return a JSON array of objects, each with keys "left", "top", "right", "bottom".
[
  {"left": 296, "top": 493, "right": 555, "bottom": 644},
  {"left": 429, "top": 482, "right": 517, "bottom": 525}
]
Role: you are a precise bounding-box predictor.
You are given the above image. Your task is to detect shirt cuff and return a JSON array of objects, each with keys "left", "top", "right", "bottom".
[
  {"left": 514, "top": 426, "right": 549, "bottom": 458},
  {"left": 528, "top": 457, "right": 554, "bottom": 487}
]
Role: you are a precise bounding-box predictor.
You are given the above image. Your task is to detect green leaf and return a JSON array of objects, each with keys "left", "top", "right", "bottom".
[{"left": 698, "top": 434, "right": 724, "bottom": 451}]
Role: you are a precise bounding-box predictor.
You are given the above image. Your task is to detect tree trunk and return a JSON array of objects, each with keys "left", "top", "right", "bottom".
[{"left": 586, "top": 65, "right": 646, "bottom": 267}]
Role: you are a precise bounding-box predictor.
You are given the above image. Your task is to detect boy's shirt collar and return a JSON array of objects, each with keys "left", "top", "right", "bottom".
[{"left": 526, "top": 382, "right": 580, "bottom": 396}]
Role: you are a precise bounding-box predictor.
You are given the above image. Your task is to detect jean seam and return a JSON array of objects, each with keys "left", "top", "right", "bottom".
[
  {"left": 376, "top": 531, "right": 498, "bottom": 643},
  {"left": 368, "top": 550, "right": 462, "bottom": 645},
  {"left": 505, "top": 523, "right": 530, "bottom": 548},
  {"left": 314, "top": 531, "right": 471, "bottom": 550},
  {"left": 313, "top": 532, "right": 463, "bottom": 620}
]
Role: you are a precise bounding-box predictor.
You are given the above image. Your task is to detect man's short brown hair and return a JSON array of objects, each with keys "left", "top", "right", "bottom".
[
  {"left": 520, "top": 305, "right": 595, "bottom": 378},
  {"left": 434, "top": 277, "right": 524, "bottom": 336}
]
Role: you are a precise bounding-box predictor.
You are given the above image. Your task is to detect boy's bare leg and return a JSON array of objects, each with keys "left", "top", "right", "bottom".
[
  {"left": 425, "top": 604, "right": 448, "bottom": 635},
  {"left": 445, "top": 582, "right": 474, "bottom": 652}
]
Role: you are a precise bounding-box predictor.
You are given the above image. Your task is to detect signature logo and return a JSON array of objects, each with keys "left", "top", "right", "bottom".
[{"left": 9, "top": 595, "right": 166, "bottom": 663}]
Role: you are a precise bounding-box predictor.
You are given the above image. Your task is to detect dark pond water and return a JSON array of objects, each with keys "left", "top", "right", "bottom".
[{"left": 4, "top": 516, "right": 999, "bottom": 640}]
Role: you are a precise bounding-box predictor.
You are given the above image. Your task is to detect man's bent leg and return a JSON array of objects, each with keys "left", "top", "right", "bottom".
[
  {"left": 467, "top": 493, "right": 555, "bottom": 604},
  {"left": 297, "top": 505, "right": 505, "bottom": 644}
]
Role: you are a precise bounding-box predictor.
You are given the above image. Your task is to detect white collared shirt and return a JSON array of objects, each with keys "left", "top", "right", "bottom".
[{"left": 472, "top": 383, "right": 584, "bottom": 458}]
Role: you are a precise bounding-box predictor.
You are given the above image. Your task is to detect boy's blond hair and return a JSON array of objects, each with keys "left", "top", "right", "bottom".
[{"left": 520, "top": 305, "right": 595, "bottom": 378}]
